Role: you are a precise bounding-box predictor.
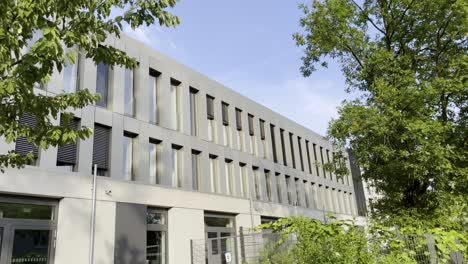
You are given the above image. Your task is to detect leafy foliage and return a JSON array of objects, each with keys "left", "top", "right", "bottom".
[
  {"left": 0, "top": 0, "right": 179, "bottom": 170},
  {"left": 294, "top": 0, "right": 468, "bottom": 217},
  {"left": 257, "top": 216, "right": 466, "bottom": 264}
]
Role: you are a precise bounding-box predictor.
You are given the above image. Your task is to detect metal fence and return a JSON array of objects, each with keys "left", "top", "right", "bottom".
[{"left": 191, "top": 229, "right": 464, "bottom": 264}]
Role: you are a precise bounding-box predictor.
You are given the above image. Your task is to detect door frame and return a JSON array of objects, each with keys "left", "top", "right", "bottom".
[
  {"left": 204, "top": 213, "right": 237, "bottom": 264},
  {"left": 0, "top": 195, "right": 58, "bottom": 264}
]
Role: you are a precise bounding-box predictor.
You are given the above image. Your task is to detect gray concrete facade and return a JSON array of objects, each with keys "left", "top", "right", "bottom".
[{"left": 0, "top": 34, "right": 359, "bottom": 264}]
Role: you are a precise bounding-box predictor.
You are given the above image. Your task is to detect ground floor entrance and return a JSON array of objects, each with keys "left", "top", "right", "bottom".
[
  {"left": 0, "top": 196, "right": 56, "bottom": 264},
  {"left": 204, "top": 214, "right": 237, "bottom": 264}
]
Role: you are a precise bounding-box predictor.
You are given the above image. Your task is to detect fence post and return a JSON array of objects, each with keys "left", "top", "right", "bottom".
[{"left": 240, "top": 226, "right": 245, "bottom": 263}]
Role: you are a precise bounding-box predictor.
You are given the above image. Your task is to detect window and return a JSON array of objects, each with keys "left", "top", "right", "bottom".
[
  {"left": 96, "top": 62, "right": 109, "bottom": 108},
  {"left": 149, "top": 138, "right": 162, "bottom": 184},
  {"left": 265, "top": 170, "right": 272, "bottom": 202},
  {"left": 63, "top": 46, "right": 79, "bottom": 93},
  {"left": 124, "top": 67, "right": 135, "bottom": 116},
  {"left": 239, "top": 163, "right": 249, "bottom": 198},
  {"left": 147, "top": 208, "right": 167, "bottom": 264},
  {"left": 209, "top": 155, "right": 219, "bottom": 193},
  {"left": 149, "top": 68, "right": 160, "bottom": 124},
  {"left": 225, "top": 159, "right": 234, "bottom": 195},
  {"left": 280, "top": 129, "right": 287, "bottom": 166},
  {"left": 191, "top": 150, "right": 201, "bottom": 190},
  {"left": 206, "top": 95, "right": 216, "bottom": 142},
  {"left": 171, "top": 144, "right": 183, "bottom": 188},
  {"left": 313, "top": 143, "right": 320, "bottom": 176},
  {"left": 15, "top": 114, "right": 39, "bottom": 166},
  {"left": 259, "top": 119, "right": 268, "bottom": 159},
  {"left": 189, "top": 87, "right": 199, "bottom": 136},
  {"left": 310, "top": 183, "right": 318, "bottom": 209},
  {"left": 305, "top": 140, "right": 313, "bottom": 174},
  {"left": 285, "top": 175, "right": 292, "bottom": 205},
  {"left": 326, "top": 149, "right": 332, "bottom": 180},
  {"left": 275, "top": 173, "right": 282, "bottom": 203},
  {"left": 123, "top": 132, "right": 137, "bottom": 181},
  {"left": 235, "top": 108, "right": 244, "bottom": 151},
  {"left": 248, "top": 114, "right": 257, "bottom": 155},
  {"left": 320, "top": 147, "right": 326, "bottom": 178},
  {"left": 170, "top": 79, "right": 181, "bottom": 130},
  {"left": 92, "top": 124, "right": 110, "bottom": 176},
  {"left": 206, "top": 95, "right": 215, "bottom": 120},
  {"left": 222, "top": 102, "right": 231, "bottom": 147},
  {"left": 297, "top": 137, "right": 304, "bottom": 171},
  {"left": 304, "top": 180, "right": 310, "bottom": 208},
  {"left": 289, "top": 133, "right": 296, "bottom": 169},
  {"left": 295, "top": 178, "right": 301, "bottom": 206},
  {"left": 253, "top": 167, "right": 261, "bottom": 200},
  {"left": 56, "top": 116, "right": 80, "bottom": 171},
  {"left": 270, "top": 124, "right": 278, "bottom": 163}
]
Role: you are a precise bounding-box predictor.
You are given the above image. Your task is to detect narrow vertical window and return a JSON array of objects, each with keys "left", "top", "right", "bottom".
[
  {"left": 92, "top": 124, "right": 110, "bottom": 176},
  {"left": 15, "top": 114, "right": 39, "bottom": 165},
  {"left": 123, "top": 132, "right": 137, "bottom": 181},
  {"left": 170, "top": 79, "right": 181, "bottom": 130},
  {"left": 56, "top": 115, "right": 79, "bottom": 171},
  {"left": 305, "top": 140, "right": 313, "bottom": 174},
  {"left": 295, "top": 178, "right": 301, "bottom": 206},
  {"left": 275, "top": 173, "right": 282, "bottom": 204},
  {"left": 248, "top": 114, "right": 257, "bottom": 155},
  {"left": 225, "top": 159, "right": 234, "bottom": 195},
  {"left": 189, "top": 87, "right": 199, "bottom": 136},
  {"left": 124, "top": 68, "right": 135, "bottom": 116},
  {"left": 235, "top": 108, "right": 244, "bottom": 151},
  {"left": 221, "top": 102, "right": 231, "bottom": 147},
  {"left": 280, "top": 129, "right": 287, "bottom": 166},
  {"left": 253, "top": 167, "right": 261, "bottom": 200},
  {"left": 149, "top": 138, "right": 162, "bottom": 184},
  {"left": 265, "top": 170, "right": 272, "bottom": 202},
  {"left": 209, "top": 155, "right": 219, "bottom": 193},
  {"left": 289, "top": 133, "right": 296, "bottom": 169},
  {"left": 239, "top": 163, "right": 249, "bottom": 198},
  {"left": 320, "top": 147, "right": 326, "bottom": 178},
  {"left": 171, "top": 144, "right": 183, "bottom": 188},
  {"left": 191, "top": 150, "right": 201, "bottom": 190},
  {"left": 96, "top": 62, "right": 109, "bottom": 108},
  {"left": 303, "top": 180, "right": 310, "bottom": 208},
  {"left": 326, "top": 149, "right": 332, "bottom": 180},
  {"left": 313, "top": 143, "right": 320, "bottom": 176},
  {"left": 285, "top": 175, "right": 292, "bottom": 205},
  {"left": 63, "top": 46, "right": 79, "bottom": 93},
  {"left": 206, "top": 95, "right": 216, "bottom": 142},
  {"left": 259, "top": 119, "right": 268, "bottom": 159},
  {"left": 149, "top": 68, "right": 160, "bottom": 124},
  {"left": 297, "top": 136, "right": 304, "bottom": 172},
  {"left": 270, "top": 124, "right": 278, "bottom": 163}
]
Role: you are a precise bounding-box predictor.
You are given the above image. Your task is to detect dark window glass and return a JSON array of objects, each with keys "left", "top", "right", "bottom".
[
  {"left": 222, "top": 102, "right": 229, "bottom": 126},
  {"left": 147, "top": 231, "right": 166, "bottom": 264},
  {"left": 235, "top": 108, "right": 242, "bottom": 131},
  {"left": 248, "top": 114, "right": 254, "bottom": 136},
  {"left": 12, "top": 229, "right": 51, "bottom": 264},
  {"left": 96, "top": 62, "right": 109, "bottom": 107},
  {"left": 206, "top": 95, "right": 215, "bottom": 120},
  {"left": 259, "top": 119, "right": 265, "bottom": 140},
  {"left": 15, "top": 114, "right": 39, "bottom": 164},
  {"left": 0, "top": 202, "right": 53, "bottom": 220},
  {"left": 289, "top": 133, "right": 296, "bottom": 169},
  {"left": 280, "top": 129, "right": 287, "bottom": 166},
  {"left": 270, "top": 124, "right": 277, "bottom": 163},
  {"left": 204, "top": 217, "right": 234, "bottom": 228},
  {"left": 298, "top": 136, "right": 304, "bottom": 171}
]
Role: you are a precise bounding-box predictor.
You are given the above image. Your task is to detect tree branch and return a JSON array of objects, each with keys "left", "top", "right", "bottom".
[{"left": 350, "top": 0, "right": 386, "bottom": 36}]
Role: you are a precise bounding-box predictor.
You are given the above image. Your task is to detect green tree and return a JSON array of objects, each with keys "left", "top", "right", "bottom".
[
  {"left": 294, "top": 0, "right": 467, "bottom": 218},
  {"left": 0, "top": 0, "right": 179, "bottom": 170}
]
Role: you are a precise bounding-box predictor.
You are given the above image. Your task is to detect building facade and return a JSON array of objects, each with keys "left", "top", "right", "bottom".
[{"left": 0, "top": 34, "right": 359, "bottom": 264}]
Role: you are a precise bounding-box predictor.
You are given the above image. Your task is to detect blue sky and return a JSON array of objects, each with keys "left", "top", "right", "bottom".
[{"left": 124, "top": 0, "right": 349, "bottom": 136}]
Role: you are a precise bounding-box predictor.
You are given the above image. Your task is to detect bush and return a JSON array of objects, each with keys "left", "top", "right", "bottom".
[{"left": 257, "top": 216, "right": 466, "bottom": 264}]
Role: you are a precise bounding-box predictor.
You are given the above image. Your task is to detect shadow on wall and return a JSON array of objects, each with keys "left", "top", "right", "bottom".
[{"left": 114, "top": 237, "right": 144, "bottom": 264}]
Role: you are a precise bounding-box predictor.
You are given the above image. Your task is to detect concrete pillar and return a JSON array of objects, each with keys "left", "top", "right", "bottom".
[
  {"left": 110, "top": 114, "right": 124, "bottom": 180},
  {"left": 55, "top": 198, "right": 116, "bottom": 264},
  {"left": 135, "top": 58, "right": 149, "bottom": 123},
  {"left": 168, "top": 208, "right": 205, "bottom": 264}
]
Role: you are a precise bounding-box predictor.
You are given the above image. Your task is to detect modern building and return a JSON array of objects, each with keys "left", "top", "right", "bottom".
[{"left": 0, "top": 34, "right": 359, "bottom": 264}]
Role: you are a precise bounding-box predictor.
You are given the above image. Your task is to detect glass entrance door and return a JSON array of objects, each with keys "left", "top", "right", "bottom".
[
  {"left": 204, "top": 214, "right": 237, "bottom": 264},
  {"left": 0, "top": 197, "right": 57, "bottom": 264}
]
